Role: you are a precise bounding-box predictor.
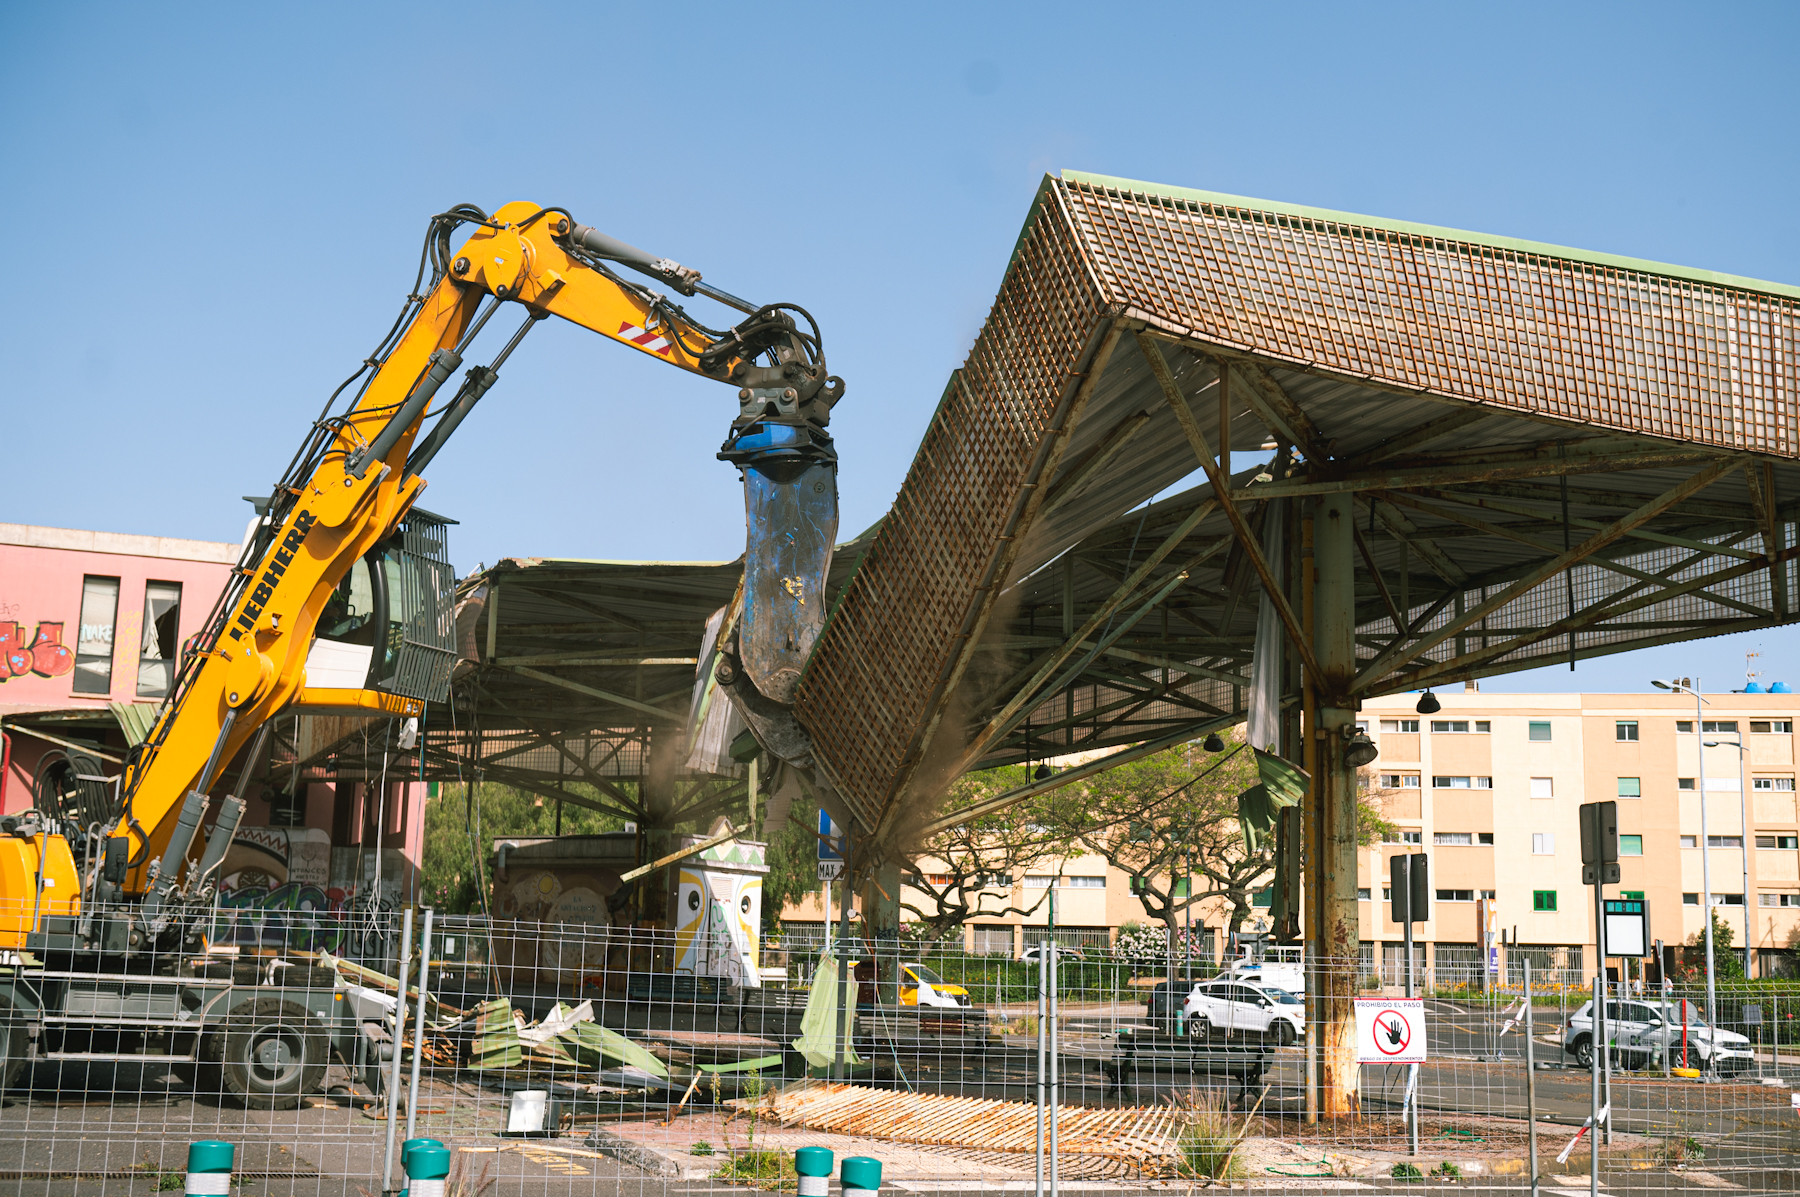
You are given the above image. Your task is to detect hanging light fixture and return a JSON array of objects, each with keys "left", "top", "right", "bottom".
[
  {"left": 1033, "top": 764, "right": 1053, "bottom": 781},
  {"left": 1415, "top": 690, "right": 1441, "bottom": 715},
  {"left": 1202, "top": 732, "right": 1225, "bottom": 753},
  {"left": 1343, "top": 726, "right": 1379, "bottom": 768}
]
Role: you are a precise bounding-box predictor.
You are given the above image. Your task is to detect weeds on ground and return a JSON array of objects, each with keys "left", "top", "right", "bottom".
[
  {"left": 992, "top": 1014, "right": 1039, "bottom": 1037},
  {"left": 1431, "top": 1161, "right": 1462, "bottom": 1179},
  {"left": 152, "top": 1173, "right": 183, "bottom": 1191},
  {"left": 713, "top": 1149, "right": 797, "bottom": 1191},
  {"left": 1169, "top": 1089, "right": 1250, "bottom": 1180},
  {"left": 691, "top": 1142, "right": 715, "bottom": 1156},
  {"left": 1660, "top": 1134, "right": 1707, "bottom": 1165},
  {"left": 1391, "top": 1162, "right": 1424, "bottom": 1182},
  {"left": 444, "top": 1150, "right": 496, "bottom": 1197}
]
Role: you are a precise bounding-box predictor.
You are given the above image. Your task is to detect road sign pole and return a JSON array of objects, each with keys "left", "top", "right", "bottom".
[
  {"left": 1404, "top": 881, "right": 1418, "bottom": 1158},
  {"left": 1589, "top": 974, "right": 1602, "bottom": 1197}
]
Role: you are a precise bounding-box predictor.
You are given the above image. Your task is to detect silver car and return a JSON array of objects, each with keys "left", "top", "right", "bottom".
[{"left": 1561, "top": 998, "right": 1753, "bottom": 1074}]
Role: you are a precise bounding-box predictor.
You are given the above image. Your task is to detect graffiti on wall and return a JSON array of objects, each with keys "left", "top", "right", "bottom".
[{"left": 0, "top": 621, "right": 73, "bottom": 680}]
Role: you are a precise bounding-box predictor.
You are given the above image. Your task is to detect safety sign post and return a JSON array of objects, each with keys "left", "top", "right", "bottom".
[{"left": 1356, "top": 997, "right": 1427, "bottom": 1064}]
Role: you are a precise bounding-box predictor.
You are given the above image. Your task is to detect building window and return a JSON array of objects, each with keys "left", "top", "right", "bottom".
[
  {"left": 1434, "top": 832, "right": 1473, "bottom": 845},
  {"left": 1385, "top": 829, "right": 1423, "bottom": 844},
  {"left": 974, "top": 872, "right": 1013, "bottom": 888},
  {"left": 1530, "top": 777, "right": 1554, "bottom": 798},
  {"left": 1532, "top": 890, "right": 1557, "bottom": 912},
  {"left": 1616, "top": 720, "right": 1639, "bottom": 741},
  {"left": 1024, "top": 875, "right": 1055, "bottom": 888},
  {"left": 1252, "top": 887, "right": 1272, "bottom": 908},
  {"left": 1065, "top": 875, "right": 1106, "bottom": 888},
  {"left": 1380, "top": 719, "right": 1420, "bottom": 733},
  {"left": 1618, "top": 777, "right": 1642, "bottom": 798},
  {"left": 1682, "top": 720, "right": 1739, "bottom": 733},
  {"left": 1528, "top": 721, "right": 1552, "bottom": 741},
  {"left": 1678, "top": 720, "right": 1692, "bottom": 733},
  {"left": 1679, "top": 778, "right": 1697, "bottom": 790},
  {"left": 135, "top": 581, "right": 183, "bottom": 699},
  {"left": 1619, "top": 834, "right": 1643, "bottom": 856},
  {"left": 1430, "top": 720, "right": 1490, "bottom": 734},
  {"left": 1380, "top": 774, "right": 1421, "bottom": 788},
  {"left": 73, "top": 576, "right": 121, "bottom": 694},
  {"left": 1684, "top": 892, "right": 1700, "bottom": 905},
  {"left": 1478, "top": 832, "right": 1494, "bottom": 845},
  {"left": 1172, "top": 878, "right": 1191, "bottom": 898},
  {"left": 1751, "top": 720, "right": 1793, "bottom": 734},
  {"left": 1436, "top": 889, "right": 1476, "bottom": 902},
  {"left": 1714, "top": 893, "right": 1745, "bottom": 906},
  {"left": 1129, "top": 875, "right": 1148, "bottom": 894},
  {"left": 1621, "top": 890, "right": 1644, "bottom": 900},
  {"left": 1754, "top": 777, "right": 1796, "bottom": 791},
  {"left": 1759, "top": 893, "right": 1800, "bottom": 907},
  {"left": 1357, "top": 887, "right": 1371, "bottom": 900},
  {"left": 925, "top": 873, "right": 955, "bottom": 886},
  {"left": 1756, "top": 835, "right": 1799, "bottom": 849},
  {"left": 1707, "top": 835, "right": 1744, "bottom": 848},
  {"left": 1680, "top": 835, "right": 1698, "bottom": 848},
  {"left": 1432, "top": 776, "right": 1493, "bottom": 789},
  {"left": 1532, "top": 833, "right": 1556, "bottom": 855}
]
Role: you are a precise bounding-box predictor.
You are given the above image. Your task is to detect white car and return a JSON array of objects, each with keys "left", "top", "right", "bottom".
[
  {"left": 1183, "top": 980, "right": 1306, "bottom": 1045},
  {"left": 1224, "top": 962, "right": 1304, "bottom": 995},
  {"left": 1562, "top": 999, "right": 1754, "bottom": 1074}
]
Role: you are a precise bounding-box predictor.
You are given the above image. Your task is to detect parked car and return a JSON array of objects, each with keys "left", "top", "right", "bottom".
[
  {"left": 1561, "top": 999, "right": 1753, "bottom": 1074},
  {"left": 1184, "top": 980, "right": 1306, "bottom": 1045},
  {"left": 899, "top": 962, "right": 971, "bottom": 1009},
  {"left": 1143, "top": 979, "right": 1189, "bottom": 1032},
  {"left": 1018, "top": 945, "right": 1086, "bottom": 965},
  {"left": 1223, "top": 961, "right": 1304, "bottom": 995}
]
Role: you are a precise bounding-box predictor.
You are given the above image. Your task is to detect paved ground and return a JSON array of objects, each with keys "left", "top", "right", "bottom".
[{"left": 3, "top": 996, "right": 1798, "bottom": 1196}]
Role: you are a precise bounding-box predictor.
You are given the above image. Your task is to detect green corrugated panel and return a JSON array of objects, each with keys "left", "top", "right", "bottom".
[
  {"left": 468, "top": 999, "right": 521, "bottom": 1070},
  {"left": 108, "top": 702, "right": 161, "bottom": 747}
]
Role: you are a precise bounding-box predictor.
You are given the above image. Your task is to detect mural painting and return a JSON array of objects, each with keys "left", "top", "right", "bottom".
[
  {"left": 212, "top": 826, "right": 354, "bottom": 952},
  {"left": 0, "top": 621, "right": 73, "bottom": 680}
]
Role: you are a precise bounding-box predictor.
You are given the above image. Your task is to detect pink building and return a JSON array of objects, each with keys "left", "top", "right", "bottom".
[{"left": 0, "top": 522, "right": 426, "bottom": 911}]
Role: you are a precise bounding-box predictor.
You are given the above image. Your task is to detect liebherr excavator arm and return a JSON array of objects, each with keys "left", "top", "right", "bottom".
[{"left": 0, "top": 201, "right": 841, "bottom": 950}]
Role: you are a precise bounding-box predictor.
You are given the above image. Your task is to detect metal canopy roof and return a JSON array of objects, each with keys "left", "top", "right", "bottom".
[{"left": 794, "top": 171, "right": 1800, "bottom": 849}]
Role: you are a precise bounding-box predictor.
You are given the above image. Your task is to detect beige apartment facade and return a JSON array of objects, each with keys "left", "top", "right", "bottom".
[
  {"left": 1360, "top": 689, "right": 1800, "bottom": 979},
  {"left": 778, "top": 690, "right": 1800, "bottom": 977}
]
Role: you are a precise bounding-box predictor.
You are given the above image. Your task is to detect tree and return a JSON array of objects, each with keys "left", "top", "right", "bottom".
[
  {"left": 1686, "top": 910, "right": 1747, "bottom": 980},
  {"left": 899, "top": 765, "right": 1070, "bottom": 941},
  {"left": 420, "top": 780, "right": 631, "bottom": 914},
  {"left": 1036, "top": 733, "right": 1265, "bottom": 944}
]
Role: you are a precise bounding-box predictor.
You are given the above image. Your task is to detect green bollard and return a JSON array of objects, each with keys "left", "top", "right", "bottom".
[
  {"left": 794, "top": 1146, "right": 834, "bottom": 1197},
  {"left": 404, "top": 1143, "right": 451, "bottom": 1197},
  {"left": 841, "top": 1155, "right": 882, "bottom": 1196},
  {"left": 185, "top": 1142, "right": 234, "bottom": 1196}
]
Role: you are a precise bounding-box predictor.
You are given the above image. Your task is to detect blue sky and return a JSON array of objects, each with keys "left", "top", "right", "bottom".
[{"left": 5, "top": 2, "right": 1797, "bottom": 694}]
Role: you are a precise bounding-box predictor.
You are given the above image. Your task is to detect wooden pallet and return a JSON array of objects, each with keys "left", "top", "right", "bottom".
[{"left": 759, "top": 1082, "right": 1180, "bottom": 1168}]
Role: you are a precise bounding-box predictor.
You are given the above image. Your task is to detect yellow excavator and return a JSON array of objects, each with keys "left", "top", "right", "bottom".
[{"left": 0, "top": 202, "right": 841, "bottom": 1102}]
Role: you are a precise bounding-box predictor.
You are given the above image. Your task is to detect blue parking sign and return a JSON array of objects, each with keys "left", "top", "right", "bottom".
[{"left": 818, "top": 811, "right": 845, "bottom": 861}]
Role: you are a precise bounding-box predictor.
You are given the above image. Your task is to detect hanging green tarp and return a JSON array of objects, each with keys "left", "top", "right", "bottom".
[
  {"left": 791, "top": 952, "right": 863, "bottom": 1069},
  {"left": 1238, "top": 749, "right": 1309, "bottom": 853}
]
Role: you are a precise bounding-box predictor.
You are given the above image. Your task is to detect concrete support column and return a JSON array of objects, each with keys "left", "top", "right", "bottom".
[{"left": 1312, "top": 493, "right": 1361, "bottom": 1115}]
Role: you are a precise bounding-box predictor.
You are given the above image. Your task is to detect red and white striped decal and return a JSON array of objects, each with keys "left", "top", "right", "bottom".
[{"left": 617, "top": 321, "right": 673, "bottom": 356}]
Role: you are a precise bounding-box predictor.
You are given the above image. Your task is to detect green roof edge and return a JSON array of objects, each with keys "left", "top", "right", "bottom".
[{"left": 1062, "top": 170, "right": 1800, "bottom": 302}]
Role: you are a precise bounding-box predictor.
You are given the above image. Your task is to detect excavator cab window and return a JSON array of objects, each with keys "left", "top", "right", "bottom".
[{"left": 303, "top": 513, "right": 456, "bottom": 700}]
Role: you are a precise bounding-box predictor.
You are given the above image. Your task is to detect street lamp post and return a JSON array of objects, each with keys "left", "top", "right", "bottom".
[
  {"left": 1704, "top": 736, "right": 1755, "bottom": 978},
  {"left": 1652, "top": 678, "right": 1719, "bottom": 1078}
]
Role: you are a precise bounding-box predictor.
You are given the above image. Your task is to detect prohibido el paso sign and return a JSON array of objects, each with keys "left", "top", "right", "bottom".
[{"left": 1355, "top": 997, "right": 1426, "bottom": 1063}]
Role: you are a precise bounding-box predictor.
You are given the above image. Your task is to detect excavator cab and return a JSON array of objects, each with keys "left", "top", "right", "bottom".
[{"left": 304, "top": 508, "right": 458, "bottom": 702}]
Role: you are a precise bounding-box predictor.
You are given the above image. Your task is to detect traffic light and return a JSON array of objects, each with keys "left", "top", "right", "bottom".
[
  {"left": 1579, "top": 801, "right": 1621, "bottom": 885},
  {"left": 1390, "top": 853, "right": 1429, "bottom": 924}
]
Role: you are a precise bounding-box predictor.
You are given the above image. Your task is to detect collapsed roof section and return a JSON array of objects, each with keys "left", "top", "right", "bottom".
[{"left": 794, "top": 171, "right": 1800, "bottom": 847}]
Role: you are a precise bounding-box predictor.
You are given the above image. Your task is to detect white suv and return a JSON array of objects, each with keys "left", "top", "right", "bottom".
[
  {"left": 1561, "top": 998, "right": 1753, "bottom": 1074},
  {"left": 1183, "top": 980, "right": 1306, "bottom": 1045}
]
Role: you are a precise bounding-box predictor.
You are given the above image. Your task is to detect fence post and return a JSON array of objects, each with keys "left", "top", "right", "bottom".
[
  {"left": 1525, "top": 962, "right": 1539, "bottom": 1197},
  {"left": 406, "top": 908, "right": 434, "bottom": 1143},
  {"left": 1048, "top": 941, "right": 1059, "bottom": 1196},
  {"left": 381, "top": 908, "right": 415, "bottom": 1197},
  {"left": 1034, "top": 939, "right": 1047, "bottom": 1197}
]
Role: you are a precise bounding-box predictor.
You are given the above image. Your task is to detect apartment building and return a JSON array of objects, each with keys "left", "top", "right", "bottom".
[
  {"left": 777, "top": 689, "right": 1800, "bottom": 977},
  {"left": 1360, "top": 688, "right": 1800, "bottom": 979}
]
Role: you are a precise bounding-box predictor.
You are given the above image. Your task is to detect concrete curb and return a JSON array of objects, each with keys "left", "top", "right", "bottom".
[
  {"left": 1315, "top": 1143, "right": 1665, "bottom": 1179},
  {"left": 584, "top": 1129, "right": 715, "bottom": 1179}
]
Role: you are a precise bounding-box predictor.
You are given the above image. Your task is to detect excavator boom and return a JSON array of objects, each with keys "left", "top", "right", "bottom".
[{"left": 78, "top": 201, "right": 842, "bottom": 925}]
